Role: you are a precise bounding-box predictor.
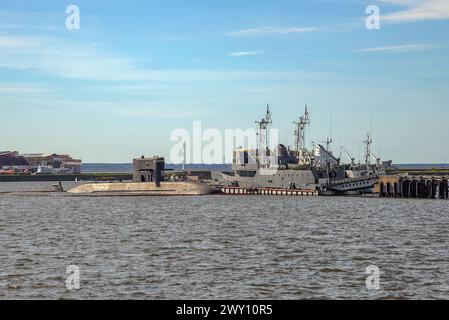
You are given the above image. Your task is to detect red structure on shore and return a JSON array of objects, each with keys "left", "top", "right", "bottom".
[
  {"left": 0, "top": 151, "right": 81, "bottom": 174},
  {"left": 0, "top": 151, "right": 30, "bottom": 173}
]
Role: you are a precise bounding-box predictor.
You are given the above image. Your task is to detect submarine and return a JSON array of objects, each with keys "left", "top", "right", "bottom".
[{"left": 67, "top": 156, "right": 212, "bottom": 196}]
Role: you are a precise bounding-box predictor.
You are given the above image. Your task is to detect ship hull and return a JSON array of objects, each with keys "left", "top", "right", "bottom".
[{"left": 219, "top": 169, "right": 318, "bottom": 189}]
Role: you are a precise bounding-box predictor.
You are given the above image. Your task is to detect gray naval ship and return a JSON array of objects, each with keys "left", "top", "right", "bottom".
[{"left": 217, "top": 106, "right": 391, "bottom": 195}]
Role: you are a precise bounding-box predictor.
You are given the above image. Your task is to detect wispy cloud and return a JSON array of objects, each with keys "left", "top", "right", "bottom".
[
  {"left": 0, "top": 83, "right": 50, "bottom": 94},
  {"left": 0, "top": 35, "right": 43, "bottom": 49},
  {"left": 228, "top": 26, "right": 320, "bottom": 37},
  {"left": 379, "top": 0, "right": 449, "bottom": 23},
  {"left": 1, "top": 96, "right": 203, "bottom": 120},
  {"left": 0, "top": 34, "right": 298, "bottom": 82},
  {"left": 359, "top": 44, "right": 439, "bottom": 53},
  {"left": 111, "top": 105, "right": 202, "bottom": 119},
  {"left": 228, "top": 51, "right": 261, "bottom": 57},
  {"left": 0, "top": 35, "right": 138, "bottom": 80}
]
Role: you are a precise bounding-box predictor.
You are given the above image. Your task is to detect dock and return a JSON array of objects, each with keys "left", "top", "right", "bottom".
[
  {"left": 375, "top": 175, "right": 449, "bottom": 199},
  {"left": 220, "top": 186, "right": 318, "bottom": 196}
]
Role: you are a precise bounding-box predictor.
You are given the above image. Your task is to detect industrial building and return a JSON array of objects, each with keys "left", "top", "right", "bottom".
[{"left": 22, "top": 153, "right": 82, "bottom": 173}]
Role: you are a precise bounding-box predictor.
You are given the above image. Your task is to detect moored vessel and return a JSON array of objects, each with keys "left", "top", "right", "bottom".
[
  {"left": 216, "top": 105, "right": 391, "bottom": 195},
  {"left": 67, "top": 181, "right": 212, "bottom": 196},
  {"left": 67, "top": 156, "right": 212, "bottom": 196}
]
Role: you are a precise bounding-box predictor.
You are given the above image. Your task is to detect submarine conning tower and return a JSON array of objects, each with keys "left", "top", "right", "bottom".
[{"left": 133, "top": 156, "right": 165, "bottom": 186}]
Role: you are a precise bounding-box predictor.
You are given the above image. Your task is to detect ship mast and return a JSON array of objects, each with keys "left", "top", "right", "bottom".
[
  {"left": 182, "top": 141, "right": 186, "bottom": 171},
  {"left": 363, "top": 133, "right": 373, "bottom": 168},
  {"left": 323, "top": 137, "right": 333, "bottom": 153},
  {"left": 255, "top": 104, "right": 272, "bottom": 167},
  {"left": 326, "top": 109, "right": 333, "bottom": 153},
  {"left": 293, "top": 105, "right": 311, "bottom": 163}
]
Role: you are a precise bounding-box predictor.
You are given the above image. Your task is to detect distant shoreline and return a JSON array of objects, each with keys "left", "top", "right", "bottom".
[
  {"left": 1, "top": 163, "right": 448, "bottom": 182},
  {"left": 0, "top": 173, "right": 133, "bottom": 182},
  {"left": 80, "top": 163, "right": 449, "bottom": 173},
  {"left": 80, "top": 163, "right": 232, "bottom": 173}
]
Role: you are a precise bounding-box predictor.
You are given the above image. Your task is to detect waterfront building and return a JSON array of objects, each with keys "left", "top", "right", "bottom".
[{"left": 21, "top": 153, "right": 82, "bottom": 173}]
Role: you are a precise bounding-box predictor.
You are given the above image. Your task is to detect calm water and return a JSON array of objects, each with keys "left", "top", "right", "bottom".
[{"left": 1, "top": 181, "right": 449, "bottom": 300}]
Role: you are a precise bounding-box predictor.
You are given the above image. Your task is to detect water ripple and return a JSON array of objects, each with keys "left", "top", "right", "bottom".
[{"left": 1, "top": 182, "right": 449, "bottom": 299}]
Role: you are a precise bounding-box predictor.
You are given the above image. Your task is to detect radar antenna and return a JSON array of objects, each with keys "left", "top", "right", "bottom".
[{"left": 322, "top": 137, "right": 333, "bottom": 154}]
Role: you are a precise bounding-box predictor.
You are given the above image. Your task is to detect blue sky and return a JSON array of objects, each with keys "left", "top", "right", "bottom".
[{"left": 0, "top": 0, "right": 448, "bottom": 163}]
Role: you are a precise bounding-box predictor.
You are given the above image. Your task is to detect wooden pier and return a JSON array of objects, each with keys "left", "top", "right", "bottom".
[
  {"left": 220, "top": 186, "right": 318, "bottom": 196},
  {"left": 375, "top": 175, "right": 449, "bottom": 199}
]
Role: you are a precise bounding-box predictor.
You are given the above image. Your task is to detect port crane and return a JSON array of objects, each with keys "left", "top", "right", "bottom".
[
  {"left": 369, "top": 151, "right": 381, "bottom": 168},
  {"left": 340, "top": 146, "right": 355, "bottom": 166}
]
